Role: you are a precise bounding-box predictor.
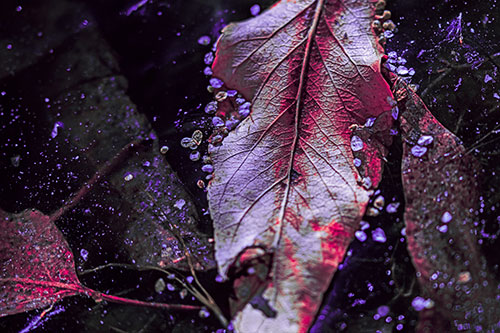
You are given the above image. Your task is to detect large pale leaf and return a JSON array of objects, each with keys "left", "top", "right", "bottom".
[
  {"left": 390, "top": 75, "right": 500, "bottom": 331},
  {"left": 208, "top": 0, "right": 395, "bottom": 331}
]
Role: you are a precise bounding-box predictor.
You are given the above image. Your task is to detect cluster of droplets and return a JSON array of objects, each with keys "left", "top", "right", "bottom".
[
  {"left": 372, "top": 1, "right": 396, "bottom": 46},
  {"left": 178, "top": 129, "right": 214, "bottom": 186}
]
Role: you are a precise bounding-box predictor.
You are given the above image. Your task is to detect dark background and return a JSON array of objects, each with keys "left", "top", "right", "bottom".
[{"left": 0, "top": 0, "right": 499, "bottom": 332}]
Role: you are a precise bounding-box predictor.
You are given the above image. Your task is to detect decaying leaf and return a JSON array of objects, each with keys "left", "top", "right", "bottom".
[
  {"left": 390, "top": 75, "right": 500, "bottom": 331},
  {"left": 0, "top": 208, "right": 200, "bottom": 317},
  {"left": 0, "top": 208, "right": 88, "bottom": 317},
  {"left": 208, "top": 0, "right": 395, "bottom": 331}
]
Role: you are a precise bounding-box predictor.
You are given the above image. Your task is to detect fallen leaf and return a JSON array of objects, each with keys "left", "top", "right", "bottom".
[
  {"left": 208, "top": 0, "right": 395, "bottom": 331},
  {"left": 0, "top": 209, "right": 87, "bottom": 317},
  {"left": 389, "top": 74, "right": 500, "bottom": 331},
  {"left": 0, "top": 208, "right": 201, "bottom": 317}
]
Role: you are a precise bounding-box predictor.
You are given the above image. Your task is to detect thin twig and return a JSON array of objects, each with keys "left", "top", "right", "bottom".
[{"left": 50, "top": 139, "right": 145, "bottom": 223}]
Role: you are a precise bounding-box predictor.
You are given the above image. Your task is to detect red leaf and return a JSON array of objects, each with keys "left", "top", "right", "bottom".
[
  {"left": 0, "top": 207, "right": 201, "bottom": 318},
  {"left": 0, "top": 209, "right": 88, "bottom": 317},
  {"left": 208, "top": 0, "right": 395, "bottom": 331},
  {"left": 390, "top": 75, "right": 500, "bottom": 330}
]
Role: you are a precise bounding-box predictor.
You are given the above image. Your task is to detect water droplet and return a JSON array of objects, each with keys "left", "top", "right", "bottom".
[
  {"left": 351, "top": 135, "right": 363, "bottom": 151},
  {"left": 212, "top": 116, "right": 224, "bottom": 127},
  {"left": 372, "top": 228, "right": 386, "bottom": 243},
  {"left": 215, "top": 91, "right": 228, "bottom": 101},
  {"left": 155, "top": 278, "right": 166, "bottom": 293},
  {"left": 362, "top": 176, "right": 372, "bottom": 189},
  {"left": 353, "top": 158, "right": 361, "bottom": 167},
  {"left": 225, "top": 118, "right": 239, "bottom": 130},
  {"left": 364, "top": 117, "right": 376, "bottom": 127},
  {"left": 441, "top": 211, "right": 452, "bottom": 223},
  {"left": 204, "top": 52, "right": 214, "bottom": 65},
  {"left": 411, "top": 145, "right": 427, "bottom": 157},
  {"left": 384, "top": 30, "right": 394, "bottom": 39},
  {"left": 174, "top": 199, "right": 185, "bottom": 210},
  {"left": 180, "top": 288, "right": 188, "bottom": 299},
  {"left": 181, "top": 137, "right": 194, "bottom": 148},
  {"left": 438, "top": 225, "right": 448, "bottom": 233},
  {"left": 411, "top": 297, "right": 434, "bottom": 311},
  {"left": 197, "top": 35, "right": 211, "bottom": 46},
  {"left": 239, "top": 108, "right": 250, "bottom": 118},
  {"left": 386, "top": 202, "right": 400, "bottom": 213},
  {"left": 386, "top": 96, "right": 397, "bottom": 106},
  {"left": 199, "top": 307, "right": 210, "bottom": 318},
  {"left": 391, "top": 106, "right": 399, "bottom": 120},
  {"left": 374, "top": 195, "right": 385, "bottom": 209},
  {"left": 186, "top": 276, "right": 194, "bottom": 284},
  {"left": 51, "top": 121, "right": 64, "bottom": 138},
  {"left": 209, "top": 78, "right": 224, "bottom": 89},
  {"left": 484, "top": 74, "right": 493, "bottom": 83},
  {"left": 167, "top": 283, "right": 175, "bottom": 291},
  {"left": 250, "top": 4, "right": 261, "bottom": 16},
  {"left": 160, "top": 145, "right": 169, "bottom": 154},
  {"left": 377, "top": 305, "right": 390, "bottom": 317},
  {"left": 227, "top": 90, "right": 237, "bottom": 97},
  {"left": 355, "top": 230, "right": 367, "bottom": 242},
  {"left": 203, "top": 66, "right": 213, "bottom": 76},
  {"left": 202, "top": 164, "right": 214, "bottom": 173},
  {"left": 360, "top": 221, "right": 370, "bottom": 230},
  {"left": 204, "top": 101, "right": 217, "bottom": 114},
  {"left": 80, "top": 249, "right": 89, "bottom": 261},
  {"left": 124, "top": 173, "right": 134, "bottom": 181},
  {"left": 192, "top": 130, "right": 203, "bottom": 145},
  {"left": 417, "top": 135, "right": 433, "bottom": 146},
  {"left": 189, "top": 150, "right": 201, "bottom": 161}
]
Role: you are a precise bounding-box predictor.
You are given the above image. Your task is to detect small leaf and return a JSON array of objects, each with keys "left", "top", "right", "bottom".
[
  {"left": 0, "top": 209, "right": 88, "bottom": 317},
  {"left": 391, "top": 76, "right": 500, "bottom": 330}
]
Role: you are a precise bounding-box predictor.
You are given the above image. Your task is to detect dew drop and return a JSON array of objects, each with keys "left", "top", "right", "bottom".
[
  {"left": 417, "top": 135, "right": 434, "bottom": 146},
  {"left": 124, "top": 173, "right": 134, "bottom": 182},
  {"left": 80, "top": 249, "right": 89, "bottom": 261},
  {"left": 204, "top": 101, "right": 217, "bottom": 114},
  {"left": 411, "top": 145, "right": 427, "bottom": 157},
  {"left": 155, "top": 278, "right": 166, "bottom": 293},
  {"left": 212, "top": 116, "right": 224, "bottom": 127},
  {"left": 209, "top": 78, "right": 224, "bottom": 89},
  {"left": 189, "top": 150, "right": 201, "bottom": 161},
  {"left": 361, "top": 176, "right": 372, "bottom": 189},
  {"left": 364, "top": 117, "right": 376, "bottom": 127},
  {"left": 351, "top": 135, "right": 363, "bottom": 151},
  {"left": 355, "top": 230, "right": 367, "bottom": 242},
  {"left": 250, "top": 4, "right": 261, "bottom": 16},
  {"left": 391, "top": 106, "right": 399, "bottom": 120},
  {"left": 199, "top": 307, "right": 210, "bottom": 318},
  {"left": 441, "top": 211, "right": 452, "bottom": 223},
  {"left": 202, "top": 164, "right": 214, "bottom": 173},
  {"left": 197, "top": 35, "right": 211, "bottom": 46},
  {"left": 386, "top": 202, "right": 400, "bottom": 213},
  {"left": 203, "top": 67, "right": 213, "bottom": 76},
  {"left": 160, "top": 145, "right": 169, "bottom": 154},
  {"left": 181, "top": 137, "right": 194, "bottom": 148},
  {"left": 353, "top": 158, "right": 362, "bottom": 167},
  {"left": 372, "top": 228, "right": 386, "bottom": 243}
]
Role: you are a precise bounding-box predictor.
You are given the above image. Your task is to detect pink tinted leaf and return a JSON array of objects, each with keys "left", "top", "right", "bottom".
[
  {"left": 0, "top": 208, "right": 202, "bottom": 319},
  {"left": 208, "top": 0, "right": 394, "bottom": 331},
  {"left": 391, "top": 76, "right": 500, "bottom": 331},
  {"left": 0, "top": 209, "right": 88, "bottom": 317}
]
